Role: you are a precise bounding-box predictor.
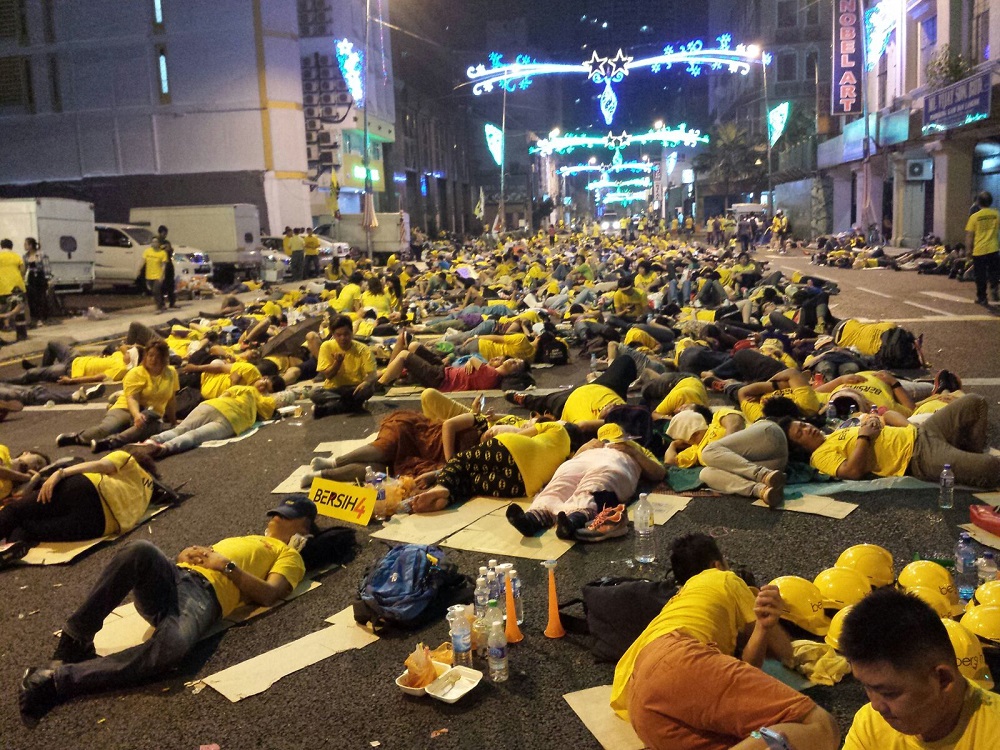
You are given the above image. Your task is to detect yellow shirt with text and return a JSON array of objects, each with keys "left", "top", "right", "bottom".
[{"left": 810, "top": 424, "right": 917, "bottom": 479}]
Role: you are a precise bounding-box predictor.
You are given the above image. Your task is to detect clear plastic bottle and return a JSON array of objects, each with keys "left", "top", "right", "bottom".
[
  {"left": 486, "top": 570, "right": 500, "bottom": 605},
  {"left": 364, "top": 465, "right": 375, "bottom": 484},
  {"left": 938, "top": 464, "right": 955, "bottom": 510},
  {"left": 447, "top": 605, "right": 473, "bottom": 668},
  {"left": 472, "top": 615, "right": 488, "bottom": 659},
  {"left": 509, "top": 568, "right": 524, "bottom": 625},
  {"left": 825, "top": 401, "right": 839, "bottom": 429},
  {"left": 955, "top": 532, "right": 978, "bottom": 602},
  {"left": 496, "top": 563, "right": 512, "bottom": 617},
  {"left": 473, "top": 575, "right": 489, "bottom": 618},
  {"left": 976, "top": 551, "right": 998, "bottom": 587},
  {"left": 488, "top": 620, "right": 509, "bottom": 682},
  {"left": 590, "top": 353, "right": 598, "bottom": 373},
  {"left": 633, "top": 492, "right": 656, "bottom": 564}
]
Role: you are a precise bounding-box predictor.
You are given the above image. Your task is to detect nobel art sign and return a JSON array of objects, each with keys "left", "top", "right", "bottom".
[{"left": 832, "top": 0, "right": 864, "bottom": 115}]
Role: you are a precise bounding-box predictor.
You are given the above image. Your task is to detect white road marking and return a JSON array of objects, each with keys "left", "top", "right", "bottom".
[
  {"left": 884, "top": 315, "right": 999, "bottom": 323},
  {"left": 961, "top": 378, "right": 1000, "bottom": 386},
  {"left": 855, "top": 286, "right": 894, "bottom": 299},
  {"left": 903, "top": 301, "right": 953, "bottom": 315},
  {"left": 921, "top": 291, "right": 974, "bottom": 304}
]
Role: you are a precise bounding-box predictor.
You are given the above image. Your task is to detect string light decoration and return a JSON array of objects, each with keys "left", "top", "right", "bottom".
[
  {"left": 484, "top": 123, "right": 504, "bottom": 166},
  {"left": 336, "top": 39, "right": 365, "bottom": 106},
  {"left": 468, "top": 35, "right": 763, "bottom": 124},
  {"left": 603, "top": 190, "right": 650, "bottom": 205},
  {"left": 864, "top": 0, "right": 899, "bottom": 71},
  {"left": 531, "top": 123, "right": 708, "bottom": 156},
  {"left": 557, "top": 162, "right": 656, "bottom": 176},
  {"left": 586, "top": 176, "right": 653, "bottom": 191}
]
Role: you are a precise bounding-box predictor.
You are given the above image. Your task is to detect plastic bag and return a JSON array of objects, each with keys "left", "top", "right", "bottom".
[
  {"left": 400, "top": 643, "right": 437, "bottom": 688},
  {"left": 427, "top": 641, "right": 454, "bottom": 666}
]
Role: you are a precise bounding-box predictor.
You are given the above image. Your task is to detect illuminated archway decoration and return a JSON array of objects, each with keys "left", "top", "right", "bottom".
[
  {"left": 767, "top": 102, "right": 790, "bottom": 147},
  {"left": 484, "top": 123, "right": 504, "bottom": 166},
  {"left": 665, "top": 151, "right": 678, "bottom": 176},
  {"left": 603, "top": 190, "right": 650, "bottom": 205},
  {"left": 586, "top": 176, "right": 653, "bottom": 191},
  {"left": 531, "top": 124, "right": 708, "bottom": 156},
  {"left": 336, "top": 39, "right": 365, "bottom": 106},
  {"left": 864, "top": 0, "right": 899, "bottom": 71},
  {"left": 557, "top": 162, "right": 655, "bottom": 176},
  {"left": 468, "top": 35, "right": 763, "bottom": 124}
]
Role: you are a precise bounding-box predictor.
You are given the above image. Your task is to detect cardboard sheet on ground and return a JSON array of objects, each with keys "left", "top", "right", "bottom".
[
  {"left": 23, "top": 402, "right": 109, "bottom": 412},
  {"left": 313, "top": 436, "right": 376, "bottom": 454},
  {"left": 370, "top": 496, "right": 510, "bottom": 545},
  {"left": 202, "top": 607, "right": 379, "bottom": 702},
  {"left": 794, "top": 475, "right": 936, "bottom": 496},
  {"left": 645, "top": 493, "right": 691, "bottom": 525},
  {"left": 20, "top": 505, "right": 170, "bottom": 565},
  {"left": 93, "top": 573, "right": 328, "bottom": 656},
  {"left": 752, "top": 494, "right": 858, "bottom": 519},
  {"left": 974, "top": 493, "right": 1000, "bottom": 507},
  {"left": 960, "top": 523, "right": 1000, "bottom": 552},
  {"left": 271, "top": 464, "right": 314, "bottom": 494},
  {"left": 442, "top": 506, "right": 575, "bottom": 560},
  {"left": 200, "top": 420, "right": 273, "bottom": 448},
  {"left": 563, "top": 685, "right": 644, "bottom": 750}
]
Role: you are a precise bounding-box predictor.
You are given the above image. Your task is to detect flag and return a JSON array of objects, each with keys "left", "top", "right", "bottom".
[
  {"left": 474, "top": 187, "right": 485, "bottom": 220},
  {"left": 492, "top": 208, "right": 504, "bottom": 235},
  {"left": 326, "top": 169, "right": 340, "bottom": 216}
]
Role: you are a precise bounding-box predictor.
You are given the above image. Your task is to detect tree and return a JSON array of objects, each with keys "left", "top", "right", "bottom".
[{"left": 692, "top": 123, "right": 766, "bottom": 207}]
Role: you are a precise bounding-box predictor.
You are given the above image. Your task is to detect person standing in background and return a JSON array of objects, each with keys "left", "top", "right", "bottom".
[
  {"left": 288, "top": 228, "right": 305, "bottom": 282},
  {"left": 22, "top": 238, "right": 50, "bottom": 326},
  {"left": 303, "top": 228, "right": 321, "bottom": 278},
  {"left": 965, "top": 191, "right": 999, "bottom": 306},
  {"left": 142, "top": 238, "right": 168, "bottom": 312},
  {"left": 157, "top": 226, "right": 176, "bottom": 310}
]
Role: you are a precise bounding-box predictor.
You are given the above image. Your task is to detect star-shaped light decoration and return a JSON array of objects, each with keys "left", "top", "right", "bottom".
[
  {"left": 606, "top": 49, "right": 633, "bottom": 79},
  {"left": 606, "top": 131, "right": 630, "bottom": 149},
  {"left": 586, "top": 50, "right": 608, "bottom": 80}
]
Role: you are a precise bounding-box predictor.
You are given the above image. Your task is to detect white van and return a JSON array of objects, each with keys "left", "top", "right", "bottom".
[{"left": 94, "top": 224, "right": 211, "bottom": 287}]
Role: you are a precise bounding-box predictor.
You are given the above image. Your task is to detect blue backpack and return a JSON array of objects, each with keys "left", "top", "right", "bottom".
[{"left": 352, "top": 544, "right": 471, "bottom": 631}]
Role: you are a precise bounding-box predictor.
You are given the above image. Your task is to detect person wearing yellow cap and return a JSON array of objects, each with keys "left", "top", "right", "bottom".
[{"left": 839, "top": 588, "right": 1000, "bottom": 749}]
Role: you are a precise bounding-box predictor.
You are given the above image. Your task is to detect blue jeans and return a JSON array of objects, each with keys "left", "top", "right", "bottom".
[{"left": 54, "top": 541, "right": 221, "bottom": 699}]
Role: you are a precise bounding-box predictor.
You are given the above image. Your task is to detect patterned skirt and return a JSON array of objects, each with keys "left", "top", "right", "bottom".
[{"left": 438, "top": 439, "right": 526, "bottom": 503}]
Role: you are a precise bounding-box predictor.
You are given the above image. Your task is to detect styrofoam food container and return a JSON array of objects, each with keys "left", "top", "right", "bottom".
[
  {"left": 395, "top": 660, "right": 450, "bottom": 696},
  {"left": 425, "top": 665, "right": 483, "bottom": 703}
]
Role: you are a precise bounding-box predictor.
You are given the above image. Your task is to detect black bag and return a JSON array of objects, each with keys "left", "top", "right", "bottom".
[
  {"left": 534, "top": 331, "right": 570, "bottom": 365},
  {"left": 560, "top": 576, "right": 677, "bottom": 662},
  {"left": 602, "top": 404, "right": 663, "bottom": 454},
  {"left": 300, "top": 527, "right": 357, "bottom": 571},
  {"left": 876, "top": 327, "right": 922, "bottom": 369}
]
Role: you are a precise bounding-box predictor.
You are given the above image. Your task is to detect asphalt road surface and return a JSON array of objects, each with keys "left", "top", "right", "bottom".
[{"left": 1, "top": 252, "right": 998, "bottom": 750}]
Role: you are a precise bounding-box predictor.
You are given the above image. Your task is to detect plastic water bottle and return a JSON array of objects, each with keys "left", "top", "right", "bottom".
[
  {"left": 486, "top": 570, "right": 500, "bottom": 605},
  {"left": 955, "top": 532, "right": 978, "bottom": 602},
  {"left": 590, "top": 353, "right": 598, "bottom": 373},
  {"left": 488, "top": 620, "right": 509, "bottom": 682},
  {"left": 447, "top": 605, "right": 473, "bottom": 668},
  {"left": 938, "top": 464, "right": 955, "bottom": 510},
  {"left": 633, "top": 493, "right": 656, "bottom": 564},
  {"left": 472, "top": 615, "right": 488, "bottom": 659},
  {"left": 825, "top": 401, "right": 839, "bottom": 428},
  {"left": 976, "top": 551, "right": 998, "bottom": 587},
  {"left": 364, "top": 465, "right": 375, "bottom": 484},
  {"left": 473, "top": 576, "right": 489, "bottom": 618},
  {"left": 509, "top": 568, "right": 524, "bottom": 625}
]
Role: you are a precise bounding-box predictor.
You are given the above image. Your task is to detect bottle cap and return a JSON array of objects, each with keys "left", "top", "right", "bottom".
[
  {"left": 487, "top": 571, "right": 496, "bottom": 580},
  {"left": 476, "top": 576, "right": 486, "bottom": 585},
  {"left": 509, "top": 569, "right": 517, "bottom": 579}
]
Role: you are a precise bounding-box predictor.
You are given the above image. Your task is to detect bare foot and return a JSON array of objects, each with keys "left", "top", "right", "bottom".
[{"left": 409, "top": 486, "right": 450, "bottom": 513}]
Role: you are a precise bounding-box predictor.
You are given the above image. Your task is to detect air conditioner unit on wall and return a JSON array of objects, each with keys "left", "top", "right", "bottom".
[
  {"left": 304, "top": 94, "right": 318, "bottom": 106},
  {"left": 303, "top": 81, "right": 319, "bottom": 93},
  {"left": 307, "top": 144, "right": 319, "bottom": 161},
  {"left": 906, "top": 159, "right": 933, "bottom": 181},
  {"left": 306, "top": 119, "right": 321, "bottom": 131}
]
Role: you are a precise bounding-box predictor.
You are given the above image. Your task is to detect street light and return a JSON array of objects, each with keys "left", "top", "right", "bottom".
[{"left": 748, "top": 45, "right": 773, "bottom": 218}]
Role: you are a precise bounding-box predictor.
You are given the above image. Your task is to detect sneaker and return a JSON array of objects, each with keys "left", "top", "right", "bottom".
[
  {"left": 19, "top": 667, "right": 58, "bottom": 727},
  {"left": 758, "top": 468, "right": 786, "bottom": 493},
  {"left": 84, "top": 383, "right": 106, "bottom": 401},
  {"left": 0, "top": 540, "right": 31, "bottom": 568},
  {"left": 976, "top": 298, "right": 989, "bottom": 307},
  {"left": 90, "top": 438, "right": 112, "bottom": 454},
  {"left": 758, "top": 484, "right": 785, "bottom": 508},
  {"left": 55, "top": 433, "right": 79, "bottom": 448},
  {"left": 71, "top": 387, "right": 87, "bottom": 403},
  {"left": 21, "top": 358, "right": 33, "bottom": 371},
  {"left": 51, "top": 632, "right": 96, "bottom": 665},
  {"left": 504, "top": 390, "right": 528, "bottom": 407},
  {"left": 575, "top": 504, "right": 629, "bottom": 542}
]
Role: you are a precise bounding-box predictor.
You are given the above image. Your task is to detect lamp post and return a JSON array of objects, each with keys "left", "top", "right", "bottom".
[
  {"left": 362, "top": 0, "right": 374, "bottom": 260},
  {"left": 760, "top": 49, "right": 773, "bottom": 219}
]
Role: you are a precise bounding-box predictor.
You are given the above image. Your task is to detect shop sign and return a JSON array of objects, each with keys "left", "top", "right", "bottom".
[{"left": 923, "top": 71, "right": 992, "bottom": 134}]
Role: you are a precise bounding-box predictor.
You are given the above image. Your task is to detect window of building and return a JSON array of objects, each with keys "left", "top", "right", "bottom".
[
  {"left": 776, "top": 52, "right": 797, "bottom": 82},
  {"left": 777, "top": 0, "right": 798, "bottom": 27},
  {"left": 805, "top": 50, "right": 817, "bottom": 81},
  {"left": 0, "top": 0, "right": 28, "bottom": 44},
  {"left": 877, "top": 48, "right": 888, "bottom": 109},
  {"left": 972, "top": 0, "right": 990, "bottom": 62},
  {"left": 0, "top": 55, "right": 34, "bottom": 113},
  {"left": 155, "top": 44, "right": 170, "bottom": 103},
  {"left": 919, "top": 15, "right": 937, "bottom": 86},
  {"left": 48, "top": 53, "right": 60, "bottom": 112},
  {"left": 41, "top": 0, "right": 55, "bottom": 42},
  {"left": 801, "top": 0, "right": 819, "bottom": 26}
]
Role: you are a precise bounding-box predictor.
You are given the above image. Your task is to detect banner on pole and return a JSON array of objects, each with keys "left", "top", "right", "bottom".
[{"left": 832, "top": 0, "right": 864, "bottom": 115}]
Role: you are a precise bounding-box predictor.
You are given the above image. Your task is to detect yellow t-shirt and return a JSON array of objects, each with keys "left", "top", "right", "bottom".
[
  {"left": 143, "top": 247, "right": 168, "bottom": 281},
  {"left": 87, "top": 450, "right": 154, "bottom": 535},
  {"left": 836, "top": 320, "right": 896, "bottom": 356},
  {"left": 70, "top": 351, "right": 129, "bottom": 381},
  {"left": 201, "top": 361, "right": 262, "bottom": 400},
  {"left": 843, "top": 680, "right": 1000, "bottom": 750},
  {"left": 110, "top": 365, "right": 179, "bottom": 416},
  {"left": 165, "top": 334, "right": 201, "bottom": 359},
  {"left": 317, "top": 339, "right": 375, "bottom": 388},
  {"left": 654, "top": 376, "right": 709, "bottom": 416},
  {"left": 965, "top": 207, "right": 1000, "bottom": 257},
  {"left": 675, "top": 408, "right": 744, "bottom": 468},
  {"left": 613, "top": 288, "right": 648, "bottom": 319},
  {"left": 206, "top": 385, "right": 276, "bottom": 434},
  {"left": 495, "top": 422, "right": 571, "bottom": 496},
  {"left": 611, "top": 568, "right": 757, "bottom": 720},
  {"left": 623, "top": 327, "right": 659, "bottom": 352},
  {"left": 742, "top": 384, "right": 821, "bottom": 423},
  {"left": 479, "top": 334, "right": 535, "bottom": 360},
  {"left": 339, "top": 257, "right": 356, "bottom": 279},
  {"left": 303, "top": 235, "right": 321, "bottom": 256},
  {"left": 561, "top": 384, "right": 625, "bottom": 424},
  {"left": 634, "top": 271, "right": 657, "bottom": 291},
  {"left": 824, "top": 372, "right": 910, "bottom": 415},
  {"left": 810, "top": 424, "right": 917, "bottom": 479},
  {"left": 0, "top": 444, "right": 12, "bottom": 500},
  {"left": 360, "top": 291, "right": 392, "bottom": 315},
  {"left": 331, "top": 283, "right": 362, "bottom": 312},
  {"left": 0, "top": 250, "right": 26, "bottom": 295},
  {"left": 178, "top": 535, "right": 305, "bottom": 618}
]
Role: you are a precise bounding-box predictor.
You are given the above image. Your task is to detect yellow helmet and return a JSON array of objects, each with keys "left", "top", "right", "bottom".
[
  {"left": 813, "top": 567, "right": 871, "bottom": 610},
  {"left": 824, "top": 605, "right": 854, "bottom": 651},
  {"left": 906, "top": 585, "right": 953, "bottom": 618},
  {"left": 960, "top": 605, "right": 1000, "bottom": 644},
  {"left": 836, "top": 544, "right": 895, "bottom": 588},
  {"left": 898, "top": 561, "right": 963, "bottom": 615},
  {"left": 973, "top": 580, "right": 1000, "bottom": 608},
  {"left": 769, "top": 576, "right": 831, "bottom": 636},
  {"left": 941, "top": 619, "right": 994, "bottom": 690}
]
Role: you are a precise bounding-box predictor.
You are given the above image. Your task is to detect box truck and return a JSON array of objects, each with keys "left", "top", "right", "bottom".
[
  {"left": 129, "top": 204, "right": 263, "bottom": 285},
  {"left": 317, "top": 211, "right": 410, "bottom": 263},
  {"left": 0, "top": 198, "right": 96, "bottom": 290}
]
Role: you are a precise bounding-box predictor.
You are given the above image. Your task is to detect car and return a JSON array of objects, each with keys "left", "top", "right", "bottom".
[
  {"left": 261, "top": 235, "right": 341, "bottom": 276},
  {"left": 94, "top": 224, "right": 212, "bottom": 287},
  {"left": 173, "top": 248, "right": 213, "bottom": 279}
]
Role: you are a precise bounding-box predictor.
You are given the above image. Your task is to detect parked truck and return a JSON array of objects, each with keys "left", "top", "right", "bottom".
[
  {"left": 0, "top": 198, "right": 96, "bottom": 291},
  {"left": 129, "top": 204, "right": 263, "bottom": 285},
  {"left": 316, "top": 211, "right": 410, "bottom": 263}
]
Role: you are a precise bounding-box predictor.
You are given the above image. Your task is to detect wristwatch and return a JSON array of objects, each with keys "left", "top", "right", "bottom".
[
  {"left": 751, "top": 727, "right": 791, "bottom": 750},
  {"left": 223, "top": 561, "right": 237, "bottom": 576}
]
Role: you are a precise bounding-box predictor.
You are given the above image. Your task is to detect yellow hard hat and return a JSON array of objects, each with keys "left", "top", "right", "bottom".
[
  {"left": 824, "top": 604, "right": 854, "bottom": 651},
  {"left": 960, "top": 604, "right": 1000, "bottom": 644},
  {"left": 941, "top": 619, "right": 994, "bottom": 690},
  {"left": 813, "top": 567, "right": 872, "bottom": 611},
  {"left": 769, "top": 576, "right": 831, "bottom": 636},
  {"left": 898, "top": 561, "right": 963, "bottom": 616},
  {"left": 907, "top": 585, "right": 953, "bottom": 618},
  {"left": 836, "top": 544, "right": 895, "bottom": 588},
  {"left": 972, "top": 580, "right": 1000, "bottom": 608}
]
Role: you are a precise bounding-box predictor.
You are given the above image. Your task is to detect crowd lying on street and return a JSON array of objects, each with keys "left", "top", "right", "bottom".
[{"left": 2, "top": 206, "right": 1000, "bottom": 749}]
